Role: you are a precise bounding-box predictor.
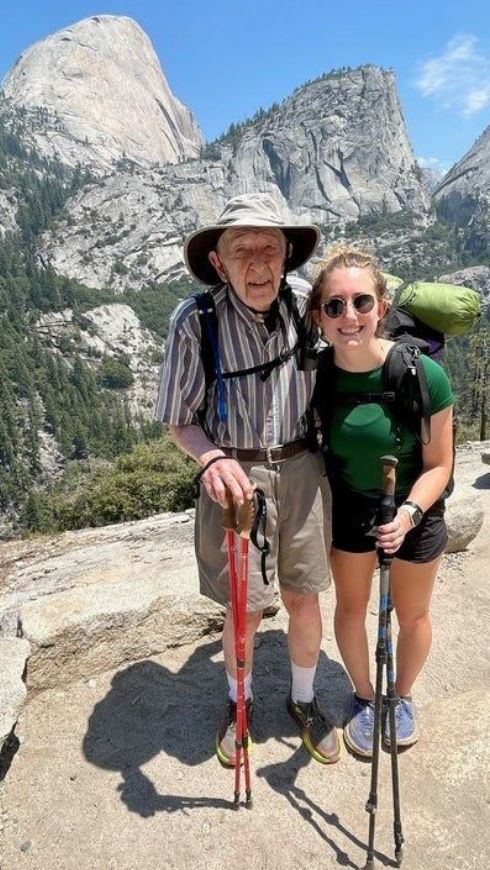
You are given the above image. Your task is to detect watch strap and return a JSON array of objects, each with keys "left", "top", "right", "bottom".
[{"left": 400, "top": 500, "right": 423, "bottom": 527}]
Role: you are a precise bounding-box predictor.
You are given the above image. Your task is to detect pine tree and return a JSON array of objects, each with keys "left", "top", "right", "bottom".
[{"left": 468, "top": 326, "right": 490, "bottom": 440}]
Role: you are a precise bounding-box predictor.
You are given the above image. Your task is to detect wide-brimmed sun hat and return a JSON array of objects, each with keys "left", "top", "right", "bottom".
[{"left": 184, "top": 193, "right": 321, "bottom": 285}]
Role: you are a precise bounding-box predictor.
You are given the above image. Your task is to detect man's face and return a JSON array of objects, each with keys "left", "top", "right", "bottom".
[{"left": 208, "top": 228, "right": 287, "bottom": 311}]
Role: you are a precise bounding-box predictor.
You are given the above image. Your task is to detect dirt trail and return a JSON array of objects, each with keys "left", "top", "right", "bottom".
[{"left": 1, "top": 452, "right": 489, "bottom": 870}]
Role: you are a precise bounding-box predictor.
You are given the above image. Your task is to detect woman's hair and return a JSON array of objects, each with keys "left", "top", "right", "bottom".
[{"left": 308, "top": 244, "right": 389, "bottom": 337}]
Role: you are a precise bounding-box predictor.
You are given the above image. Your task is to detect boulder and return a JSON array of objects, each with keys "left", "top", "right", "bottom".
[
  {"left": 0, "top": 512, "right": 224, "bottom": 692},
  {"left": 445, "top": 486, "right": 484, "bottom": 553},
  {"left": 0, "top": 637, "right": 30, "bottom": 752}
]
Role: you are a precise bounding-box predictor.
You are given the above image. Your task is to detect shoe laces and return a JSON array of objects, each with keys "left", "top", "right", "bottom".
[
  {"left": 300, "top": 698, "right": 329, "bottom": 729},
  {"left": 360, "top": 703, "right": 374, "bottom": 725},
  {"left": 395, "top": 698, "right": 413, "bottom": 724}
]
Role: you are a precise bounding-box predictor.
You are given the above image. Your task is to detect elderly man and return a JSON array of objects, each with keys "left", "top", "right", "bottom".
[{"left": 156, "top": 193, "right": 339, "bottom": 765}]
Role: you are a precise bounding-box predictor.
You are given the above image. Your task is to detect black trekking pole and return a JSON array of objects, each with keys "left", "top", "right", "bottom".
[
  {"left": 386, "top": 579, "right": 404, "bottom": 865},
  {"left": 364, "top": 455, "right": 404, "bottom": 869}
]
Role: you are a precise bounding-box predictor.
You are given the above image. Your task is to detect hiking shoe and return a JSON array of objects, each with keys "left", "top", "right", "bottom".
[
  {"left": 287, "top": 696, "right": 341, "bottom": 764},
  {"left": 343, "top": 695, "right": 375, "bottom": 758},
  {"left": 215, "top": 698, "right": 253, "bottom": 766},
  {"left": 384, "top": 697, "right": 419, "bottom": 749}
]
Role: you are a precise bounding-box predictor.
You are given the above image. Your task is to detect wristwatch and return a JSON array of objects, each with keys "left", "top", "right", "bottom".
[{"left": 400, "top": 501, "right": 424, "bottom": 528}]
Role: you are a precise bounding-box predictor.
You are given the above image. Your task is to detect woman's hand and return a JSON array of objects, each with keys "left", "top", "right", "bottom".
[{"left": 376, "top": 509, "right": 413, "bottom": 555}]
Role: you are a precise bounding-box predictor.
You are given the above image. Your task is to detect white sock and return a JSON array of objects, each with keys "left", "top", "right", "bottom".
[
  {"left": 227, "top": 672, "right": 253, "bottom": 702},
  {"left": 291, "top": 661, "right": 316, "bottom": 703}
]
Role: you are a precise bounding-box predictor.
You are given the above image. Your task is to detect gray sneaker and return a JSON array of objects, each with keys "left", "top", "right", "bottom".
[
  {"left": 343, "top": 695, "right": 375, "bottom": 758},
  {"left": 384, "top": 696, "right": 419, "bottom": 748}
]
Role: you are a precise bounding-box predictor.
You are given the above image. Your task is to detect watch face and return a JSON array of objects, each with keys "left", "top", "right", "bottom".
[{"left": 403, "top": 502, "right": 423, "bottom": 527}]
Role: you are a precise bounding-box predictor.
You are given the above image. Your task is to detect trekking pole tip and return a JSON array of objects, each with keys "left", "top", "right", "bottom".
[
  {"left": 364, "top": 859, "right": 376, "bottom": 870},
  {"left": 395, "top": 847, "right": 403, "bottom": 866}
]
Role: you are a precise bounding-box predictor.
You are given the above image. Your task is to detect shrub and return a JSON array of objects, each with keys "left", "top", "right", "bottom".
[{"left": 98, "top": 356, "right": 134, "bottom": 389}]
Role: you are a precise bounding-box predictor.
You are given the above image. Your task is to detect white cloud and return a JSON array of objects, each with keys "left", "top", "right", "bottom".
[
  {"left": 415, "top": 33, "right": 490, "bottom": 116},
  {"left": 417, "top": 156, "right": 451, "bottom": 175}
]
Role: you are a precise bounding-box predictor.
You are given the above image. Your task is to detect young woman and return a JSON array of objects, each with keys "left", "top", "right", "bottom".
[{"left": 310, "top": 246, "right": 454, "bottom": 757}]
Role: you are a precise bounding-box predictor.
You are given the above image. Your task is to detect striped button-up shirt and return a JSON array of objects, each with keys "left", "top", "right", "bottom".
[{"left": 155, "top": 282, "right": 316, "bottom": 449}]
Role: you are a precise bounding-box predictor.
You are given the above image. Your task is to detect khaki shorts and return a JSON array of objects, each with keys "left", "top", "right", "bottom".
[{"left": 195, "top": 450, "right": 332, "bottom": 611}]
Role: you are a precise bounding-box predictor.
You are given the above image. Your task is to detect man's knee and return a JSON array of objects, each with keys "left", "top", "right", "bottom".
[
  {"left": 281, "top": 589, "right": 320, "bottom": 618},
  {"left": 245, "top": 609, "right": 263, "bottom": 633},
  {"left": 225, "top": 606, "right": 263, "bottom": 632}
]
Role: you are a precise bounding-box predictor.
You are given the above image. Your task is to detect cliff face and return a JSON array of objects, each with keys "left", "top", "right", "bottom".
[
  {"left": 218, "top": 66, "right": 428, "bottom": 222},
  {"left": 433, "top": 125, "right": 490, "bottom": 227},
  {"left": 2, "top": 15, "right": 203, "bottom": 171},
  {"left": 31, "top": 63, "right": 430, "bottom": 290}
]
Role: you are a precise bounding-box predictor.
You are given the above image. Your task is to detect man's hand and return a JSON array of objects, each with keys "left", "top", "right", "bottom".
[
  {"left": 200, "top": 455, "right": 254, "bottom": 507},
  {"left": 167, "top": 425, "right": 254, "bottom": 507}
]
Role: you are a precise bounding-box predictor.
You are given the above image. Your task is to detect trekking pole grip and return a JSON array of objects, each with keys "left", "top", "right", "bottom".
[
  {"left": 377, "top": 456, "right": 398, "bottom": 568},
  {"left": 236, "top": 497, "right": 254, "bottom": 539},
  {"left": 222, "top": 488, "right": 236, "bottom": 531}
]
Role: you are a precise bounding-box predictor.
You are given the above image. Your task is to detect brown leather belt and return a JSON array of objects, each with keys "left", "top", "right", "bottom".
[{"left": 221, "top": 439, "right": 308, "bottom": 464}]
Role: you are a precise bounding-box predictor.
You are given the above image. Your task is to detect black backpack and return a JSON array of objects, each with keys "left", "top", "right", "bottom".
[
  {"left": 311, "top": 339, "right": 454, "bottom": 497},
  {"left": 384, "top": 306, "right": 445, "bottom": 362}
]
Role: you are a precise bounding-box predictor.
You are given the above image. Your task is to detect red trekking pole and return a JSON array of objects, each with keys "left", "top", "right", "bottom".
[{"left": 223, "top": 490, "right": 254, "bottom": 809}]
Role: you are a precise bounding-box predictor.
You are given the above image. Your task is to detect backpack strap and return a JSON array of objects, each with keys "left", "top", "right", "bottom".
[
  {"left": 383, "top": 342, "right": 431, "bottom": 444},
  {"left": 195, "top": 291, "right": 227, "bottom": 425},
  {"left": 312, "top": 343, "right": 432, "bottom": 450},
  {"left": 194, "top": 284, "right": 310, "bottom": 425},
  {"left": 310, "top": 347, "right": 347, "bottom": 482},
  {"left": 195, "top": 291, "right": 219, "bottom": 391}
]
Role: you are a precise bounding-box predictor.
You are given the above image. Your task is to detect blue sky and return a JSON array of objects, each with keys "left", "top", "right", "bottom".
[{"left": 2, "top": 1, "right": 490, "bottom": 172}]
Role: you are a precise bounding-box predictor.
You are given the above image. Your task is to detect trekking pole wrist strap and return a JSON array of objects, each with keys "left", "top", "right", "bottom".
[
  {"left": 194, "top": 455, "right": 237, "bottom": 497},
  {"left": 249, "top": 488, "right": 270, "bottom": 586}
]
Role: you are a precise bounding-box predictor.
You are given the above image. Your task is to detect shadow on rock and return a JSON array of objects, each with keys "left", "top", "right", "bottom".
[
  {"left": 83, "top": 629, "right": 351, "bottom": 820},
  {"left": 257, "top": 747, "right": 397, "bottom": 869},
  {"left": 472, "top": 471, "right": 490, "bottom": 490}
]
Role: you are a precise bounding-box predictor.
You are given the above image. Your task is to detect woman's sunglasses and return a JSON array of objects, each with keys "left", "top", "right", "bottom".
[{"left": 320, "top": 293, "right": 376, "bottom": 319}]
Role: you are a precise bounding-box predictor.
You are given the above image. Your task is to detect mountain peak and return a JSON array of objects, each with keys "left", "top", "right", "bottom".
[{"left": 2, "top": 15, "right": 203, "bottom": 171}]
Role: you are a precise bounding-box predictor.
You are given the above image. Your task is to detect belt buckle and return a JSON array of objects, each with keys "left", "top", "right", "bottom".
[{"left": 266, "top": 446, "right": 275, "bottom": 463}]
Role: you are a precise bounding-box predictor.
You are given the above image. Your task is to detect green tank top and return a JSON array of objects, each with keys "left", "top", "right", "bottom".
[{"left": 328, "top": 355, "right": 454, "bottom": 495}]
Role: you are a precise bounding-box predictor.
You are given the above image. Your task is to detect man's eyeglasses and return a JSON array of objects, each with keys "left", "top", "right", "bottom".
[{"left": 320, "top": 294, "right": 376, "bottom": 319}]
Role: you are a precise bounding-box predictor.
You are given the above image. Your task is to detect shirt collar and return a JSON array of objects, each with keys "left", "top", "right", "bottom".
[{"left": 225, "top": 284, "right": 281, "bottom": 333}]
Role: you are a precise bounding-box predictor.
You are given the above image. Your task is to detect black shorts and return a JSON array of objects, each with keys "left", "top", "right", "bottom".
[{"left": 331, "top": 488, "right": 448, "bottom": 564}]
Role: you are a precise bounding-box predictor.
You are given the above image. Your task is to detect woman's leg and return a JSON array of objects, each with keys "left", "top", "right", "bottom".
[
  {"left": 331, "top": 548, "right": 378, "bottom": 699},
  {"left": 390, "top": 555, "right": 441, "bottom": 696}
]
